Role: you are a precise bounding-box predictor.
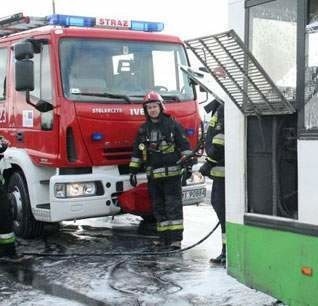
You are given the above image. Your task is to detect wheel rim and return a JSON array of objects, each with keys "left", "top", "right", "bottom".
[{"left": 10, "top": 187, "right": 23, "bottom": 229}]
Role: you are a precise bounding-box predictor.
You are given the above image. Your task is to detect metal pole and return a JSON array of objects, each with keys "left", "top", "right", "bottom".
[{"left": 52, "top": 0, "right": 56, "bottom": 14}]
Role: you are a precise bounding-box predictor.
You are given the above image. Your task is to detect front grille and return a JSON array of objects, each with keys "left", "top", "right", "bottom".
[
  {"left": 103, "top": 146, "right": 132, "bottom": 160},
  {"left": 59, "top": 167, "right": 92, "bottom": 175}
]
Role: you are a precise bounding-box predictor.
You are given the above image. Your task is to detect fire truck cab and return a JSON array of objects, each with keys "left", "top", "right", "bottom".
[{"left": 0, "top": 13, "right": 206, "bottom": 238}]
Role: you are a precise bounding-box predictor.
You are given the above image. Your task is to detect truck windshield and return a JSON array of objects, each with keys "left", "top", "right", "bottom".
[{"left": 59, "top": 38, "right": 194, "bottom": 103}]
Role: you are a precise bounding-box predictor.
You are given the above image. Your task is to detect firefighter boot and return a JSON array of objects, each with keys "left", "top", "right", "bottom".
[
  {"left": 152, "top": 239, "right": 164, "bottom": 247},
  {"left": 0, "top": 243, "right": 32, "bottom": 264},
  {"left": 169, "top": 241, "right": 182, "bottom": 250},
  {"left": 153, "top": 231, "right": 167, "bottom": 248},
  {"left": 0, "top": 242, "right": 16, "bottom": 258},
  {"left": 210, "top": 243, "right": 226, "bottom": 265}
]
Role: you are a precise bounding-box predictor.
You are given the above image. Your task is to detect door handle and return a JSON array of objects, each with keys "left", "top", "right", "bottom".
[{"left": 16, "top": 131, "right": 24, "bottom": 142}]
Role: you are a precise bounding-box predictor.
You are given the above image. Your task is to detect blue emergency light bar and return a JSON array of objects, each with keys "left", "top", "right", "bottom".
[
  {"left": 48, "top": 14, "right": 95, "bottom": 27},
  {"left": 47, "top": 14, "right": 164, "bottom": 32},
  {"left": 131, "top": 20, "right": 164, "bottom": 32}
]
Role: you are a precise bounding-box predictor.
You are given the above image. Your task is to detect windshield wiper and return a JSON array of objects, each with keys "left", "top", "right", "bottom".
[
  {"left": 161, "top": 94, "right": 181, "bottom": 102},
  {"left": 72, "top": 91, "right": 131, "bottom": 103}
]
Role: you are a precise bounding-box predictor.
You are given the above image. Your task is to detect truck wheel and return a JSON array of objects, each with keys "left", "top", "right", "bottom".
[{"left": 8, "top": 172, "right": 44, "bottom": 238}]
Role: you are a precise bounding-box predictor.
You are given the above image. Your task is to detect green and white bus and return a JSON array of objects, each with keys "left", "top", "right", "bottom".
[{"left": 186, "top": 0, "right": 318, "bottom": 305}]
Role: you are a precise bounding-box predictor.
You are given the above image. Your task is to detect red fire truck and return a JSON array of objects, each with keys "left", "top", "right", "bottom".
[{"left": 0, "top": 13, "right": 205, "bottom": 238}]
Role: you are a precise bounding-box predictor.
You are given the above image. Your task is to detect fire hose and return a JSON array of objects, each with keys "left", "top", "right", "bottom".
[{"left": 22, "top": 221, "right": 220, "bottom": 258}]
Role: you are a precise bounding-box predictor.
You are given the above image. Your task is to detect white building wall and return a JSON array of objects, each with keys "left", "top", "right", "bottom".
[
  {"left": 225, "top": 0, "right": 246, "bottom": 225},
  {"left": 298, "top": 141, "right": 318, "bottom": 225}
]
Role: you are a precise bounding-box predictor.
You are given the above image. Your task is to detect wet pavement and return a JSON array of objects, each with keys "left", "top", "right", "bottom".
[{"left": 0, "top": 202, "right": 280, "bottom": 306}]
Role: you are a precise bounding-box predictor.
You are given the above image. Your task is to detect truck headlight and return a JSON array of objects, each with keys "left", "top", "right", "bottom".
[
  {"left": 55, "top": 182, "right": 97, "bottom": 198},
  {"left": 186, "top": 171, "right": 205, "bottom": 185}
]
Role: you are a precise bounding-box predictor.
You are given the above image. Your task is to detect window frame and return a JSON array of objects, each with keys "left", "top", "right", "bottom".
[
  {"left": 0, "top": 47, "right": 8, "bottom": 102},
  {"left": 29, "top": 43, "right": 54, "bottom": 130},
  {"left": 58, "top": 38, "right": 195, "bottom": 103}
]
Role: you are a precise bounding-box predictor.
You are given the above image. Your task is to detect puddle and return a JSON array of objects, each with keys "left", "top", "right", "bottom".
[{"left": 0, "top": 263, "right": 109, "bottom": 306}]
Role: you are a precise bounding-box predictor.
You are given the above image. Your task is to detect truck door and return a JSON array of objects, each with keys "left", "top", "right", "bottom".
[{"left": 13, "top": 42, "right": 59, "bottom": 161}]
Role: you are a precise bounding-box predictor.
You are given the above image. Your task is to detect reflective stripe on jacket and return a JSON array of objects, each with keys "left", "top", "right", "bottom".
[
  {"left": 209, "top": 113, "right": 218, "bottom": 128},
  {"left": 212, "top": 133, "right": 224, "bottom": 146},
  {"left": 210, "top": 166, "right": 225, "bottom": 178},
  {"left": 129, "top": 157, "right": 142, "bottom": 170},
  {"left": 159, "top": 144, "right": 175, "bottom": 153}
]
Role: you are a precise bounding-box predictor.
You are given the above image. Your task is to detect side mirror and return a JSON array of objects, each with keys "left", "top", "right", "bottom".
[
  {"left": 14, "top": 41, "right": 34, "bottom": 60},
  {"left": 35, "top": 100, "right": 54, "bottom": 113},
  {"left": 15, "top": 60, "right": 34, "bottom": 91}
]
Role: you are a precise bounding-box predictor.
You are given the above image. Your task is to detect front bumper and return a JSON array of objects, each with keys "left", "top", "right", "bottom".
[{"left": 34, "top": 166, "right": 206, "bottom": 223}]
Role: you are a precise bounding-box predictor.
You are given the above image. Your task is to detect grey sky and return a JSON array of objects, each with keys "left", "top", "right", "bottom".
[{"left": 2, "top": 0, "right": 228, "bottom": 39}]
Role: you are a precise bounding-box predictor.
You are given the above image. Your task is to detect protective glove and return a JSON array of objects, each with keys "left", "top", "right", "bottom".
[
  {"left": 177, "top": 151, "right": 194, "bottom": 165},
  {"left": 199, "top": 161, "right": 213, "bottom": 177},
  {"left": 185, "top": 165, "right": 193, "bottom": 180},
  {"left": 129, "top": 174, "right": 137, "bottom": 187},
  {"left": 181, "top": 165, "right": 193, "bottom": 185}
]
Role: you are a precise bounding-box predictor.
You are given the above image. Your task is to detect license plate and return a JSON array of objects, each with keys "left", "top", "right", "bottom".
[{"left": 182, "top": 188, "right": 206, "bottom": 201}]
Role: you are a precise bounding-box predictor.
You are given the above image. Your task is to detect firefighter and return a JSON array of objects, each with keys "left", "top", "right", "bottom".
[
  {"left": 0, "top": 136, "right": 18, "bottom": 260},
  {"left": 129, "top": 91, "right": 192, "bottom": 249},
  {"left": 200, "top": 101, "right": 225, "bottom": 265}
]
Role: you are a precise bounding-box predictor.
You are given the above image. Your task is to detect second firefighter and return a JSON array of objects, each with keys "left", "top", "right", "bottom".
[{"left": 200, "top": 101, "right": 225, "bottom": 264}]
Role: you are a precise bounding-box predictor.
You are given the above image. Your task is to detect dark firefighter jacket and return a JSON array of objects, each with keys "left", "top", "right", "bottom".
[
  {"left": 0, "top": 137, "right": 15, "bottom": 248},
  {"left": 0, "top": 138, "right": 8, "bottom": 184},
  {"left": 129, "top": 114, "right": 191, "bottom": 179},
  {"left": 205, "top": 105, "right": 225, "bottom": 179}
]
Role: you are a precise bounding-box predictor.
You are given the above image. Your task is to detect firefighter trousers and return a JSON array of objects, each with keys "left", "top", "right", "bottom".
[
  {"left": 0, "top": 183, "right": 16, "bottom": 257},
  {"left": 211, "top": 179, "right": 225, "bottom": 234},
  {"left": 148, "top": 175, "right": 183, "bottom": 243}
]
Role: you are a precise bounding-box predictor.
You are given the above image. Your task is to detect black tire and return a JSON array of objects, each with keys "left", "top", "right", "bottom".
[{"left": 8, "top": 172, "right": 44, "bottom": 238}]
